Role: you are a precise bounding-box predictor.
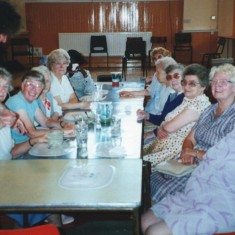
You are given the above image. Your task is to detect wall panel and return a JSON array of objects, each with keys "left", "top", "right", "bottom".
[
  {"left": 25, "top": 1, "right": 183, "bottom": 55},
  {"left": 24, "top": 1, "right": 218, "bottom": 64}
]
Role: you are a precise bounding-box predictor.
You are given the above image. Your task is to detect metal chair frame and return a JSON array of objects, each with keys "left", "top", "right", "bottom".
[
  {"left": 11, "top": 38, "right": 34, "bottom": 68},
  {"left": 173, "top": 32, "right": 193, "bottom": 64},
  {"left": 89, "top": 35, "right": 109, "bottom": 69},
  {"left": 201, "top": 37, "right": 226, "bottom": 67},
  {"left": 122, "top": 37, "right": 147, "bottom": 80}
]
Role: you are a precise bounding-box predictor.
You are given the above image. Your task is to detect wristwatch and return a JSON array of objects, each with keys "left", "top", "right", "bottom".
[{"left": 194, "top": 150, "right": 200, "bottom": 165}]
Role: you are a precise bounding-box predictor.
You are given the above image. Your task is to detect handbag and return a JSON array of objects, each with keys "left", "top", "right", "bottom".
[{"left": 155, "top": 159, "right": 197, "bottom": 177}]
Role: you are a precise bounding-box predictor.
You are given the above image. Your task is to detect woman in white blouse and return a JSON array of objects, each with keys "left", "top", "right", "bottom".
[{"left": 47, "top": 48, "right": 90, "bottom": 110}]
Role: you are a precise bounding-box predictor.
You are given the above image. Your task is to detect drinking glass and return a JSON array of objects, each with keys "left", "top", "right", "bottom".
[{"left": 47, "top": 130, "right": 64, "bottom": 148}]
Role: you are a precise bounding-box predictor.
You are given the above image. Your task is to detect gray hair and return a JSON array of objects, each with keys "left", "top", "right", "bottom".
[
  {"left": 47, "top": 48, "right": 70, "bottom": 70},
  {"left": 0, "top": 67, "right": 13, "bottom": 92},
  {"left": 21, "top": 70, "right": 45, "bottom": 87},
  {"left": 32, "top": 65, "right": 52, "bottom": 82},
  {"left": 209, "top": 63, "right": 235, "bottom": 83},
  {"left": 165, "top": 63, "right": 185, "bottom": 75},
  {"left": 155, "top": 56, "right": 177, "bottom": 70}
]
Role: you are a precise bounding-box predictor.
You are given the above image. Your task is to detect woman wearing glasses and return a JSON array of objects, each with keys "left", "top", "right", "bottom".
[
  {"left": 137, "top": 63, "right": 185, "bottom": 144},
  {"left": 143, "top": 64, "right": 211, "bottom": 172},
  {"left": 47, "top": 48, "right": 90, "bottom": 110},
  {"left": 120, "top": 57, "right": 177, "bottom": 115},
  {"left": 141, "top": 64, "right": 235, "bottom": 235},
  {"left": 150, "top": 63, "right": 235, "bottom": 204},
  {"left": 5, "top": 70, "right": 74, "bottom": 145}
]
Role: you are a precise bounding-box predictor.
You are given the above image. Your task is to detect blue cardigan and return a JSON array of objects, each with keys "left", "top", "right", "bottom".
[{"left": 148, "top": 92, "right": 184, "bottom": 136}]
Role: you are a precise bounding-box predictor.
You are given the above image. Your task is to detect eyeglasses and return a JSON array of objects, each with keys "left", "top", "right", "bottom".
[
  {"left": 210, "top": 79, "right": 234, "bottom": 87},
  {"left": 25, "top": 81, "right": 44, "bottom": 90},
  {"left": 54, "top": 62, "right": 69, "bottom": 67},
  {"left": 166, "top": 73, "right": 181, "bottom": 81},
  {"left": 181, "top": 80, "right": 200, "bottom": 87},
  {"left": 0, "top": 83, "right": 9, "bottom": 90}
]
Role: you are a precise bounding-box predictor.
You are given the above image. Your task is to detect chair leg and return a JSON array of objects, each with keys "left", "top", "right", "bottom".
[
  {"left": 106, "top": 53, "right": 109, "bottom": 69},
  {"left": 122, "top": 57, "right": 127, "bottom": 81},
  {"left": 89, "top": 54, "right": 91, "bottom": 70}
]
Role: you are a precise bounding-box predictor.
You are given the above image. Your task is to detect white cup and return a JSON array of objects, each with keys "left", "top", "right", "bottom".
[{"left": 47, "top": 130, "right": 64, "bottom": 148}]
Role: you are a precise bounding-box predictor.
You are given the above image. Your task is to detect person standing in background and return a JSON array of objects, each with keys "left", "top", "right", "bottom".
[{"left": 0, "top": 0, "right": 21, "bottom": 43}]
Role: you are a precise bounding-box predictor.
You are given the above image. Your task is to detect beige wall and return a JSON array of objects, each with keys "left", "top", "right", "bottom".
[
  {"left": 218, "top": 0, "right": 234, "bottom": 37},
  {"left": 183, "top": 0, "right": 218, "bottom": 32}
]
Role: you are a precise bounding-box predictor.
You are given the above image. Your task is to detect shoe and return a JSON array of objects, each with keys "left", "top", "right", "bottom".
[{"left": 61, "top": 214, "right": 74, "bottom": 225}]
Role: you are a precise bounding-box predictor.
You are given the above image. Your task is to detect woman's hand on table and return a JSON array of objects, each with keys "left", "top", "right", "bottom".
[
  {"left": 119, "top": 91, "right": 134, "bottom": 97},
  {"left": 62, "top": 126, "right": 76, "bottom": 137},
  {"left": 136, "top": 109, "right": 149, "bottom": 120},
  {"left": 180, "top": 148, "right": 197, "bottom": 165}
]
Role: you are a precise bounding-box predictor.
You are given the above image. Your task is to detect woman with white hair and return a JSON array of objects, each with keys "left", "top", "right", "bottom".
[
  {"left": 47, "top": 48, "right": 90, "bottom": 110},
  {"left": 119, "top": 57, "right": 177, "bottom": 115},
  {"left": 32, "top": 65, "right": 62, "bottom": 121}
]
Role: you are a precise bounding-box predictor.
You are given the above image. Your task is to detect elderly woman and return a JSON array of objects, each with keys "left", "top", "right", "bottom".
[
  {"left": 47, "top": 48, "right": 90, "bottom": 110},
  {"left": 141, "top": 128, "right": 235, "bottom": 235},
  {"left": 5, "top": 70, "right": 74, "bottom": 145},
  {"left": 143, "top": 64, "right": 211, "bottom": 172},
  {"left": 32, "top": 65, "right": 62, "bottom": 121},
  {"left": 120, "top": 57, "right": 177, "bottom": 115},
  {"left": 66, "top": 49, "right": 96, "bottom": 98},
  {"left": 0, "top": 67, "right": 48, "bottom": 159},
  {"left": 150, "top": 63, "right": 235, "bottom": 203},
  {"left": 146, "top": 47, "right": 172, "bottom": 84},
  {"left": 137, "top": 63, "right": 185, "bottom": 144}
]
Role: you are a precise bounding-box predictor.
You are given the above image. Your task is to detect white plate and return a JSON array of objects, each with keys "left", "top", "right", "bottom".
[{"left": 29, "top": 141, "right": 76, "bottom": 157}]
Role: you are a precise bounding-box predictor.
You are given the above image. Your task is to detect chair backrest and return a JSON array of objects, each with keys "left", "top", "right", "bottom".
[
  {"left": 175, "top": 32, "right": 192, "bottom": 46},
  {"left": 11, "top": 38, "right": 31, "bottom": 46},
  {"left": 97, "top": 74, "right": 112, "bottom": 82},
  {"left": 216, "top": 37, "right": 226, "bottom": 55},
  {"left": 90, "top": 35, "right": 108, "bottom": 53},
  {"left": 125, "top": 38, "right": 146, "bottom": 58},
  {"left": 0, "top": 224, "right": 60, "bottom": 235},
  {"left": 150, "top": 36, "right": 167, "bottom": 48},
  {"left": 11, "top": 38, "right": 33, "bottom": 56}
]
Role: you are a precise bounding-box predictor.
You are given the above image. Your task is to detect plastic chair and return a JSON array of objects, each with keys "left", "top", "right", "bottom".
[
  {"left": 89, "top": 35, "right": 109, "bottom": 69},
  {"left": 97, "top": 74, "right": 112, "bottom": 82},
  {"left": 0, "top": 224, "right": 60, "bottom": 235},
  {"left": 122, "top": 37, "right": 146, "bottom": 80},
  {"left": 11, "top": 38, "right": 34, "bottom": 68},
  {"left": 201, "top": 37, "right": 226, "bottom": 68},
  {"left": 173, "top": 32, "right": 193, "bottom": 64},
  {"left": 148, "top": 36, "right": 167, "bottom": 68}
]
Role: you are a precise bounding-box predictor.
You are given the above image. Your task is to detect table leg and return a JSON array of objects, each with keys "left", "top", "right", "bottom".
[{"left": 132, "top": 207, "right": 141, "bottom": 235}]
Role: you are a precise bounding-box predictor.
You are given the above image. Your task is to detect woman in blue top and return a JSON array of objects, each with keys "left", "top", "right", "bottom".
[{"left": 67, "top": 49, "right": 96, "bottom": 99}]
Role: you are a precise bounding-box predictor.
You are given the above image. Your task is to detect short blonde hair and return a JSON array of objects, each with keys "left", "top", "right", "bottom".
[
  {"left": 209, "top": 63, "right": 235, "bottom": 83},
  {"left": 47, "top": 48, "right": 70, "bottom": 70},
  {"left": 151, "top": 47, "right": 171, "bottom": 61}
]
